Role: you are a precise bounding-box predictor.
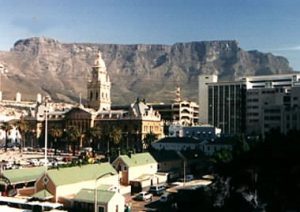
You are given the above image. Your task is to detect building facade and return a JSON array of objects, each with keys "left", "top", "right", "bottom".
[
  {"left": 198, "top": 75, "right": 218, "bottom": 124},
  {"left": 207, "top": 80, "right": 246, "bottom": 135},
  {"left": 199, "top": 73, "right": 300, "bottom": 137},
  {"left": 147, "top": 100, "right": 199, "bottom": 126}
]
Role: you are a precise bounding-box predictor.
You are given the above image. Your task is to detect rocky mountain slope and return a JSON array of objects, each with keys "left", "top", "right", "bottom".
[{"left": 0, "top": 37, "right": 293, "bottom": 104}]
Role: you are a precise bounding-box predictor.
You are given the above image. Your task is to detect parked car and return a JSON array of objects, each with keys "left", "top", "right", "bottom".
[
  {"left": 178, "top": 174, "right": 194, "bottom": 182},
  {"left": 160, "top": 192, "right": 175, "bottom": 203},
  {"left": 133, "top": 191, "right": 153, "bottom": 201},
  {"left": 148, "top": 184, "right": 166, "bottom": 196}
]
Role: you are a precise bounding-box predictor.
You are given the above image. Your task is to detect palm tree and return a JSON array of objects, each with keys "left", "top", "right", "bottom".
[
  {"left": 49, "top": 126, "right": 63, "bottom": 155},
  {"left": 65, "top": 126, "right": 81, "bottom": 156},
  {"left": 1, "top": 122, "right": 12, "bottom": 152},
  {"left": 109, "top": 127, "right": 122, "bottom": 146},
  {"left": 101, "top": 125, "right": 122, "bottom": 162},
  {"left": 85, "top": 127, "right": 101, "bottom": 151},
  {"left": 16, "top": 118, "right": 29, "bottom": 152}
]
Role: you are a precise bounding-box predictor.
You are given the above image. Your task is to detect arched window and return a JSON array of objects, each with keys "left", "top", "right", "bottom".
[
  {"left": 90, "top": 91, "right": 93, "bottom": 100},
  {"left": 96, "top": 92, "right": 99, "bottom": 100}
]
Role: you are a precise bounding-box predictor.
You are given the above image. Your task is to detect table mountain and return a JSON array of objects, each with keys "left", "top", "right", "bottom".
[{"left": 0, "top": 37, "right": 293, "bottom": 104}]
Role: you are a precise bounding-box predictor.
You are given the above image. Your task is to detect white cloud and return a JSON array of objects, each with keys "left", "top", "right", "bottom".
[{"left": 272, "top": 45, "right": 300, "bottom": 51}]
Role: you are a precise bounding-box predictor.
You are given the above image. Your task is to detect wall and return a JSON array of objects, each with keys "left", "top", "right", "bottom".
[
  {"left": 56, "top": 175, "right": 119, "bottom": 200},
  {"left": 128, "top": 163, "right": 157, "bottom": 183},
  {"left": 107, "top": 192, "right": 125, "bottom": 212}
]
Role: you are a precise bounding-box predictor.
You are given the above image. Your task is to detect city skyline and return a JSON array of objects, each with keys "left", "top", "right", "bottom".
[{"left": 1, "top": 0, "right": 300, "bottom": 70}]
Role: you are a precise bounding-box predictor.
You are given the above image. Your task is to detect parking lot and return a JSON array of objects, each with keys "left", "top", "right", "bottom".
[
  {"left": 125, "top": 191, "right": 176, "bottom": 211},
  {"left": 127, "top": 195, "right": 160, "bottom": 211}
]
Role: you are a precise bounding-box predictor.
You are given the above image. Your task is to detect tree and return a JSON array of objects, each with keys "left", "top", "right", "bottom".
[
  {"left": 65, "top": 126, "right": 81, "bottom": 156},
  {"left": 233, "top": 134, "right": 250, "bottom": 157},
  {"left": 101, "top": 125, "right": 122, "bottom": 162},
  {"left": 143, "top": 132, "right": 157, "bottom": 150},
  {"left": 85, "top": 127, "right": 101, "bottom": 151},
  {"left": 1, "top": 122, "right": 12, "bottom": 152},
  {"left": 16, "top": 118, "right": 29, "bottom": 152},
  {"left": 109, "top": 127, "right": 122, "bottom": 146},
  {"left": 49, "top": 126, "right": 63, "bottom": 155}
]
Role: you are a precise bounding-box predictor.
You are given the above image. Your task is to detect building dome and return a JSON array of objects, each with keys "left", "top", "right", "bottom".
[{"left": 94, "top": 51, "right": 106, "bottom": 69}]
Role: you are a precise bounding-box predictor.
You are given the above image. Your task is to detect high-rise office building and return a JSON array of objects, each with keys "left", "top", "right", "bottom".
[{"left": 199, "top": 73, "right": 300, "bottom": 136}]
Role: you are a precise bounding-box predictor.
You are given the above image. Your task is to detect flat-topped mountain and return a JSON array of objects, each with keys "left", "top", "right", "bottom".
[{"left": 0, "top": 37, "right": 293, "bottom": 104}]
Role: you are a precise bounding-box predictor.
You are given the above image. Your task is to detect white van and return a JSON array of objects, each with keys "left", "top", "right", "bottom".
[{"left": 148, "top": 184, "right": 166, "bottom": 196}]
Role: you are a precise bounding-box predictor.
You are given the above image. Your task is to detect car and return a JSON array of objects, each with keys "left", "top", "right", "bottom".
[
  {"left": 133, "top": 191, "right": 153, "bottom": 201},
  {"left": 178, "top": 174, "right": 194, "bottom": 183},
  {"left": 160, "top": 192, "right": 174, "bottom": 203},
  {"left": 148, "top": 184, "right": 166, "bottom": 196}
]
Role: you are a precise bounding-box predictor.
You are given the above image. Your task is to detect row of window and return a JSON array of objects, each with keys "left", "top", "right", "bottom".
[{"left": 89, "top": 91, "right": 109, "bottom": 101}]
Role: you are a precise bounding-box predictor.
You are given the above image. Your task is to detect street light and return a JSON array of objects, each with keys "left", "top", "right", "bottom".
[
  {"left": 94, "top": 172, "right": 115, "bottom": 212},
  {"left": 176, "top": 151, "right": 187, "bottom": 186},
  {"left": 44, "top": 96, "right": 50, "bottom": 168}
]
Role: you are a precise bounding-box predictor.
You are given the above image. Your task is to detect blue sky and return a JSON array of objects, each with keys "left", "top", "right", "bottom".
[{"left": 1, "top": 0, "right": 300, "bottom": 69}]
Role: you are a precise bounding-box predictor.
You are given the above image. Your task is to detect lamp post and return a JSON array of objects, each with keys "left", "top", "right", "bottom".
[
  {"left": 183, "top": 160, "right": 186, "bottom": 186},
  {"left": 94, "top": 172, "right": 115, "bottom": 212},
  {"left": 176, "top": 151, "right": 187, "bottom": 186},
  {"left": 44, "top": 96, "right": 50, "bottom": 168},
  {"left": 31, "top": 129, "right": 36, "bottom": 148}
]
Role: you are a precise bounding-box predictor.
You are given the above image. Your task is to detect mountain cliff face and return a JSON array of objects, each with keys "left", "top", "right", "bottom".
[{"left": 0, "top": 37, "right": 293, "bottom": 104}]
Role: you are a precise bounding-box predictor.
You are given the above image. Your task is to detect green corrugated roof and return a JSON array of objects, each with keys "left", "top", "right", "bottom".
[
  {"left": 2, "top": 166, "right": 45, "bottom": 184},
  {"left": 74, "top": 189, "right": 115, "bottom": 204},
  {"left": 47, "top": 163, "right": 117, "bottom": 186},
  {"left": 97, "top": 184, "right": 112, "bottom": 190},
  {"left": 119, "top": 152, "right": 156, "bottom": 167},
  {"left": 32, "top": 189, "right": 53, "bottom": 200}
]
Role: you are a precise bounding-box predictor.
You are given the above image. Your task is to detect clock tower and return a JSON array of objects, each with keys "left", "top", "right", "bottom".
[{"left": 87, "top": 51, "right": 111, "bottom": 111}]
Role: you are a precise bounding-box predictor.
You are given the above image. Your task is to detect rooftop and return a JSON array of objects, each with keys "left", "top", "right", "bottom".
[
  {"left": 46, "top": 163, "right": 117, "bottom": 186},
  {"left": 74, "top": 188, "right": 115, "bottom": 204},
  {"left": 117, "top": 152, "right": 156, "bottom": 167},
  {"left": 1, "top": 166, "right": 45, "bottom": 185},
  {"left": 154, "top": 137, "right": 203, "bottom": 144}
]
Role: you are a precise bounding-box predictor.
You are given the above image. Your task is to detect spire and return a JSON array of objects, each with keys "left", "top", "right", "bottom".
[
  {"left": 93, "top": 51, "right": 106, "bottom": 69},
  {"left": 87, "top": 51, "right": 111, "bottom": 111}
]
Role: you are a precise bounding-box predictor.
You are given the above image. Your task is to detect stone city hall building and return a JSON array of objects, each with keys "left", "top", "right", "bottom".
[{"left": 26, "top": 51, "right": 164, "bottom": 150}]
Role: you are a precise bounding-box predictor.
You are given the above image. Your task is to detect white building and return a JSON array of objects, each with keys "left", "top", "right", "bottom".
[
  {"left": 168, "top": 124, "right": 221, "bottom": 140},
  {"left": 73, "top": 188, "right": 125, "bottom": 212},
  {"left": 198, "top": 75, "right": 218, "bottom": 124},
  {"left": 199, "top": 73, "right": 300, "bottom": 136}
]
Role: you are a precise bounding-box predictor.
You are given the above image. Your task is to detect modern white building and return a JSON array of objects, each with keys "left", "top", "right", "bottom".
[
  {"left": 198, "top": 75, "right": 218, "bottom": 124},
  {"left": 199, "top": 73, "right": 300, "bottom": 136}
]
